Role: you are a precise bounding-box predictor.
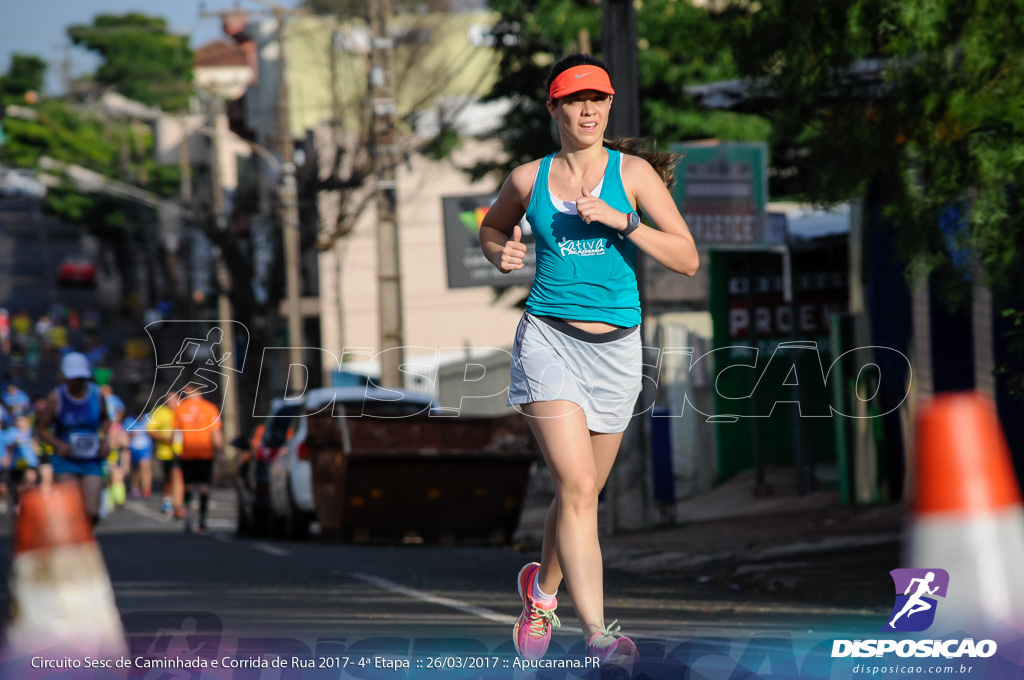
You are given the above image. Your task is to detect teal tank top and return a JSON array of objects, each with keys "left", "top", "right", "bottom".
[{"left": 525, "top": 149, "right": 641, "bottom": 327}]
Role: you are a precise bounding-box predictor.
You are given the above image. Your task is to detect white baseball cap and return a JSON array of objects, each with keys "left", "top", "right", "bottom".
[{"left": 60, "top": 352, "right": 92, "bottom": 380}]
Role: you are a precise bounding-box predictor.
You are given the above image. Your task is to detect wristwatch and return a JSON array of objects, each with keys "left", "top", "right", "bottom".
[{"left": 622, "top": 211, "right": 641, "bottom": 237}]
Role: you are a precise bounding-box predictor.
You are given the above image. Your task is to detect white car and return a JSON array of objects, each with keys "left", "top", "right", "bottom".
[{"left": 266, "top": 386, "right": 437, "bottom": 539}]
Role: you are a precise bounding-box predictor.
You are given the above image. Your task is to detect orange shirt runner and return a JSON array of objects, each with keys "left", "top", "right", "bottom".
[{"left": 172, "top": 396, "right": 222, "bottom": 460}]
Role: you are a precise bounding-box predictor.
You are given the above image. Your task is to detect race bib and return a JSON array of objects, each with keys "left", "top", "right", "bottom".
[
  {"left": 131, "top": 433, "right": 149, "bottom": 450},
  {"left": 69, "top": 432, "right": 100, "bottom": 460}
]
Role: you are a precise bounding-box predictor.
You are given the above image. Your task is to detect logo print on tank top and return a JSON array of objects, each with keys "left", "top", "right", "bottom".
[{"left": 558, "top": 237, "right": 607, "bottom": 257}]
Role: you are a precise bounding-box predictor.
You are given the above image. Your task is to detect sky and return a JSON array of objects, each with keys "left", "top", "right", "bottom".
[{"left": 1, "top": 0, "right": 302, "bottom": 94}]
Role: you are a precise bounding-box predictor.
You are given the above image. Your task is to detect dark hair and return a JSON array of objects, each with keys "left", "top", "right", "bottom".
[{"left": 545, "top": 53, "right": 681, "bottom": 189}]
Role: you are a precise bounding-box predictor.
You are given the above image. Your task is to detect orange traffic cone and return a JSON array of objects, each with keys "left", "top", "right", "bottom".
[
  {"left": 4, "top": 481, "right": 126, "bottom": 657},
  {"left": 907, "top": 392, "right": 1024, "bottom": 635}
]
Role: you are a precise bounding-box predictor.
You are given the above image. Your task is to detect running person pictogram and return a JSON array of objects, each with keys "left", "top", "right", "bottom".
[
  {"left": 889, "top": 571, "right": 939, "bottom": 628},
  {"left": 141, "top": 616, "right": 204, "bottom": 680},
  {"left": 149, "top": 328, "right": 231, "bottom": 416},
  {"left": 479, "top": 54, "right": 699, "bottom": 671}
]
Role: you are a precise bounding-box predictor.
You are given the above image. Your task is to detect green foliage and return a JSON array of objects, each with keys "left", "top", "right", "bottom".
[
  {"left": 465, "top": 0, "right": 592, "bottom": 181},
  {"left": 0, "top": 54, "right": 47, "bottom": 104},
  {"left": 0, "top": 98, "right": 178, "bottom": 235},
  {"left": 635, "top": 0, "right": 763, "bottom": 144},
  {"left": 728, "top": 0, "right": 1024, "bottom": 398},
  {"left": 67, "top": 13, "right": 193, "bottom": 112},
  {"left": 421, "top": 127, "right": 462, "bottom": 161},
  {"left": 45, "top": 185, "right": 126, "bottom": 236},
  {"left": 1, "top": 101, "right": 116, "bottom": 169},
  {"left": 729, "top": 0, "right": 1024, "bottom": 301},
  {"left": 0, "top": 13, "right": 189, "bottom": 234},
  {"left": 997, "top": 308, "right": 1024, "bottom": 402},
  {"left": 470, "top": 0, "right": 769, "bottom": 182}
]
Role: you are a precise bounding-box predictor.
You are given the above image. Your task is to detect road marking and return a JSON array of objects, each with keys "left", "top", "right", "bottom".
[
  {"left": 253, "top": 542, "right": 291, "bottom": 557},
  {"left": 125, "top": 501, "right": 170, "bottom": 523},
  {"left": 349, "top": 572, "right": 583, "bottom": 634},
  {"left": 206, "top": 518, "right": 234, "bottom": 529}
]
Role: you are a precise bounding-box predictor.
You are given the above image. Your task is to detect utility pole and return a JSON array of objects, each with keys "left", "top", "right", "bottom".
[
  {"left": 370, "top": 0, "right": 405, "bottom": 388},
  {"left": 329, "top": 28, "right": 346, "bottom": 381},
  {"left": 207, "top": 95, "right": 240, "bottom": 451},
  {"left": 178, "top": 118, "right": 193, "bottom": 206},
  {"left": 602, "top": 0, "right": 640, "bottom": 140},
  {"left": 54, "top": 42, "right": 72, "bottom": 97},
  {"left": 602, "top": 0, "right": 652, "bottom": 533},
  {"left": 274, "top": 8, "right": 307, "bottom": 393},
  {"left": 176, "top": 116, "right": 193, "bottom": 314}
]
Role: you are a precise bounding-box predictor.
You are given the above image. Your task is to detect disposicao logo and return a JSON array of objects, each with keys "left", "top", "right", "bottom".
[
  {"left": 831, "top": 568, "right": 998, "bottom": 659},
  {"left": 884, "top": 568, "right": 948, "bottom": 632}
]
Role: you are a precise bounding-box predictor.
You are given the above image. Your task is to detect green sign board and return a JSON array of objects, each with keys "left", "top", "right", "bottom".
[
  {"left": 674, "top": 143, "right": 837, "bottom": 483},
  {"left": 670, "top": 142, "right": 784, "bottom": 248}
]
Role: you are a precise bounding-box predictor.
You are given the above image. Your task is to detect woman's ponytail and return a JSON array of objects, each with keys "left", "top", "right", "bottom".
[{"left": 604, "top": 138, "right": 681, "bottom": 189}]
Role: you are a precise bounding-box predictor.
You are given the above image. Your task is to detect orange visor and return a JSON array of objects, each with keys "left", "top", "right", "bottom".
[{"left": 548, "top": 66, "right": 615, "bottom": 101}]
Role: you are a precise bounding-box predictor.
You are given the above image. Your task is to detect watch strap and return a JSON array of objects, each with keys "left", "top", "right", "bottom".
[{"left": 622, "top": 212, "right": 641, "bottom": 237}]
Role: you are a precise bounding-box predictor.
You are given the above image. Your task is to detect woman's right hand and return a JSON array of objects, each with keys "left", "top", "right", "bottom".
[
  {"left": 54, "top": 441, "right": 72, "bottom": 458},
  {"left": 499, "top": 225, "right": 527, "bottom": 273}
]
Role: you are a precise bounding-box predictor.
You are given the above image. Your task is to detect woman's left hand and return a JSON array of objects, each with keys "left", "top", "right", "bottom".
[{"left": 576, "top": 187, "right": 626, "bottom": 231}]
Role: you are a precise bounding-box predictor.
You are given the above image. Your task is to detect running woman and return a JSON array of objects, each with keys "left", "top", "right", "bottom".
[
  {"left": 479, "top": 54, "right": 698, "bottom": 668},
  {"left": 35, "top": 352, "right": 110, "bottom": 525}
]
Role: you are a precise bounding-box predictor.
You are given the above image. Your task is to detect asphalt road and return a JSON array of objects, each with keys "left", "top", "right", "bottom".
[
  {"left": 0, "top": 486, "right": 892, "bottom": 656},
  {"left": 0, "top": 196, "right": 904, "bottom": 677}
]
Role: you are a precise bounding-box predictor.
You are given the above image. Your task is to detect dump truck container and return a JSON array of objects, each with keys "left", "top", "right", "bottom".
[{"left": 308, "top": 407, "right": 536, "bottom": 544}]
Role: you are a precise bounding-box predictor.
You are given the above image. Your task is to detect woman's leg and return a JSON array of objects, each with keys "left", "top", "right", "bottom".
[
  {"left": 523, "top": 400, "right": 617, "bottom": 638},
  {"left": 537, "top": 428, "right": 626, "bottom": 619}
]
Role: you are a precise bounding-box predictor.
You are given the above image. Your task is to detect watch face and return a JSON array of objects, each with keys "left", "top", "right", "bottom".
[{"left": 629, "top": 212, "right": 640, "bottom": 227}]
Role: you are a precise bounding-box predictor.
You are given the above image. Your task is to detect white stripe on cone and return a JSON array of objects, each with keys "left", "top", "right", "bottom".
[
  {"left": 908, "top": 508, "right": 1024, "bottom": 636},
  {"left": 6, "top": 542, "right": 126, "bottom": 657}
]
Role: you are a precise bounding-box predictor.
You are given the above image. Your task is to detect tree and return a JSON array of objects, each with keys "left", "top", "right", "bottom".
[
  {"left": 1, "top": 98, "right": 178, "bottom": 228},
  {"left": 273, "top": 9, "right": 503, "bottom": 250},
  {"left": 727, "top": 0, "right": 1024, "bottom": 399},
  {"left": 729, "top": 1, "right": 1024, "bottom": 294},
  {"left": 0, "top": 40, "right": 181, "bottom": 311},
  {"left": 67, "top": 13, "right": 193, "bottom": 112},
  {"left": 0, "top": 54, "right": 47, "bottom": 103},
  {"left": 467, "top": 0, "right": 770, "bottom": 182}
]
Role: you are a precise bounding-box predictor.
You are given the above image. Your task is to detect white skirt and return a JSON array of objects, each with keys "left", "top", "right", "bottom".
[{"left": 507, "top": 312, "right": 642, "bottom": 433}]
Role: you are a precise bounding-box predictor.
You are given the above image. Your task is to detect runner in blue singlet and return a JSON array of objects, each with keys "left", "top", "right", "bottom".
[{"left": 35, "top": 352, "right": 110, "bottom": 524}]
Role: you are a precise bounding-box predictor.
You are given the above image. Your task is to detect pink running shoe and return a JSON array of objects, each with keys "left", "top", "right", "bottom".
[
  {"left": 513, "top": 562, "right": 561, "bottom": 660},
  {"left": 587, "top": 620, "right": 638, "bottom": 676}
]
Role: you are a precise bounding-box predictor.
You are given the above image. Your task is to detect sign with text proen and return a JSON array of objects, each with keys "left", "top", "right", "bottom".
[
  {"left": 671, "top": 142, "right": 783, "bottom": 249},
  {"left": 442, "top": 193, "right": 535, "bottom": 289}
]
